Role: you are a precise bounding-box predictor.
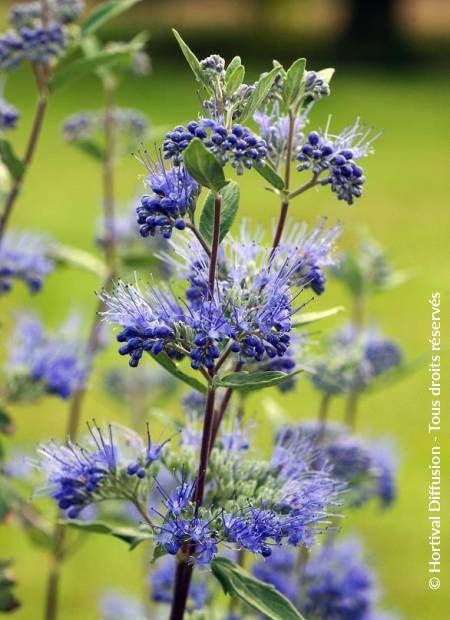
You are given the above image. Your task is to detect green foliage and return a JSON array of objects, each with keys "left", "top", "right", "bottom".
[
  {"left": 211, "top": 557, "right": 306, "bottom": 620},
  {"left": 0, "top": 561, "right": 20, "bottom": 613},
  {"left": 183, "top": 139, "right": 228, "bottom": 193},
  {"left": 239, "top": 67, "right": 279, "bottom": 122},
  {"left": 150, "top": 352, "right": 207, "bottom": 394},
  {"left": 0, "top": 140, "right": 24, "bottom": 181},
  {"left": 200, "top": 181, "right": 240, "bottom": 244},
  {"left": 214, "top": 370, "right": 302, "bottom": 391},
  {"left": 292, "top": 306, "right": 345, "bottom": 327},
  {"left": 63, "top": 520, "right": 153, "bottom": 550},
  {"left": 172, "top": 29, "right": 212, "bottom": 94},
  {"left": 81, "top": 0, "right": 144, "bottom": 37},
  {"left": 254, "top": 162, "right": 285, "bottom": 190},
  {"left": 282, "top": 57, "right": 306, "bottom": 107},
  {"left": 51, "top": 245, "right": 107, "bottom": 279},
  {"left": 52, "top": 43, "right": 141, "bottom": 91}
]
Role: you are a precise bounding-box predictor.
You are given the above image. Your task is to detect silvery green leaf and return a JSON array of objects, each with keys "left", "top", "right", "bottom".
[
  {"left": 183, "top": 138, "right": 228, "bottom": 193},
  {"left": 200, "top": 181, "right": 240, "bottom": 244},
  {"left": 211, "top": 557, "right": 306, "bottom": 620},
  {"left": 81, "top": 0, "right": 143, "bottom": 37},
  {"left": 254, "top": 162, "right": 285, "bottom": 190}
]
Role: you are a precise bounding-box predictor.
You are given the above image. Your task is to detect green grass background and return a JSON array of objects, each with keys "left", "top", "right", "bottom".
[{"left": 0, "top": 48, "right": 449, "bottom": 620}]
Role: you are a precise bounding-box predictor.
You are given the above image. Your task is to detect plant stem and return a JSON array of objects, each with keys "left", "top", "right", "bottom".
[
  {"left": 169, "top": 194, "right": 223, "bottom": 620},
  {"left": 208, "top": 194, "right": 221, "bottom": 294},
  {"left": 0, "top": 94, "right": 48, "bottom": 243},
  {"left": 186, "top": 222, "right": 211, "bottom": 257},
  {"left": 271, "top": 109, "right": 295, "bottom": 254},
  {"left": 317, "top": 392, "right": 331, "bottom": 443},
  {"left": 345, "top": 391, "right": 359, "bottom": 431},
  {"left": 43, "top": 83, "right": 119, "bottom": 620}
]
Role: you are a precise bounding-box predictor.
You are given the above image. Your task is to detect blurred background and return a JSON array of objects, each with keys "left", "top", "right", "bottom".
[{"left": 0, "top": 0, "right": 449, "bottom": 619}]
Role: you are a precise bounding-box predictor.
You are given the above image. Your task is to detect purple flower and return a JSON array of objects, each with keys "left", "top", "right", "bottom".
[
  {"left": 0, "top": 230, "right": 55, "bottom": 294},
  {"left": 8, "top": 313, "right": 88, "bottom": 399},
  {"left": 136, "top": 153, "right": 199, "bottom": 239},
  {"left": 150, "top": 556, "right": 208, "bottom": 609},
  {"left": 0, "top": 96, "right": 20, "bottom": 130},
  {"left": 157, "top": 516, "right": 218, "bottom": 565},
  {"left": 163, "top": 119, "right": 267, "bottom": 175},
  {"left": 296, "top": 119, "right": 379, "bottom": 204}
]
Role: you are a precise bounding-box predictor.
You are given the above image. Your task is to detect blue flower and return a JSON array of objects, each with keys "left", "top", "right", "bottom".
[
  {"left": 280, "top": 218, "right": 342, "bottom": 294},
  {"left": 0, "top": 230, "right": 55, "bottom": 294},
  {"left": 8, "top": 313, "right": 88, "bottom": 399},
  {"left": 301, "top": 538, "right": 376, "bottom": 620},
  {"left": 62, "top": 112, "right": 94, "bottom": 142},
  {"left": 311, "top": 324, "right": 403, "bottom": 395},
  {"left": 298, "top": 422, "right": 398, "bottom": 508},
  {"left": 157, "top": 516, "right": 218, "bottom": 565},
  {"left": 136, "top": 153, "right": 200, "bottom": 239},
  {"left": 37, "top": 423, "right": 145, "bottom": 518},
  {"left": 296, "top": 120, "right": 379, "bottom": 204},
  {"left": 303, "top": 70, "right": 331, "bottom": 101},
  {"left": 150, "top": 556, "right": 208, "bottom": 609},
  {"left": 252, "top": 547, "right": 297, "bottom": 602},
  {"left": 0, "top": 96, "right": 19, "bottom": 131},
  {"left": 99, "top": 589, "right": 146, "bottom": 620},
  {"left": 163, "top": 119, "right": 267, "bottom": 175},
  {"left": 254, "top": 104, "right": 308, "bottom": 170},
  {"left": 9, "top": 1, "right": 85, "bottom": 29},
  {"left": 0, "top": 24, "right": 66, "bottom": 70},
  {"left": 126, "top": 426, "right": 171, "bottom": 478}
]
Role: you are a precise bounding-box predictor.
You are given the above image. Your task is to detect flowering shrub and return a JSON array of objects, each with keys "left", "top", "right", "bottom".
[{"left": 0, "top": 4, "right": 406, "bottom": 620}]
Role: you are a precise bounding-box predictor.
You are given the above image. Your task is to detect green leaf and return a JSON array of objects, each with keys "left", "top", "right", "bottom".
[
  {"left": 199, "top": 181, "right": 240, "bottom": 244},
  {"left": 0, "top": 409, "right": 14, "bottom": 435},
  {"left": 151, "top": 543, "right": 169, "bottom": 563},
  {"left": 63, "top": 520, "right": 153, "bottom": 549},
  {"left": 214, "top": 370, "right": 302, "bottom": 392},
  {"left": 226, "top": 64, "right": 245, "bottom": 95},
  {"left": 211, "top": 557, "right": 306, "bottom": 620},
  {"left": 282, "top": 57, "right": 306, "bottom": 106},
  {"left": 240, "top": 66, "right": 279, "bottom": 122},
  {"left": 0, "top": 139, "right": 24, "bottom": 181},
  {"left": 293, "top": 306, "right": 344, "bottom": 327},
  {"left": 150, "top": 352, "right": 207, "bottom": 394},
  {"left": 52, "top": 46, "right": 138, "bottom": 91},
  {"left": 254, "top": 162, "right": 285, "bottom": 190},
  {"left": 120, "top": 253, "right": 161, "bottom": 271},
  {"left": 73, "top": 140, "right": 105, "bottom": 161},
  {"left": 51, "top": 244, "right": 107, "bottom": 278},
  {"left": 225, "top": 56, "right": 242, "bottom": 80},
  {"left": 317, "top": 67, "right": 335, "bottom": 85},
  {"left": 81, "top": 0, "right": 143, "bottom": 36},
  {"left": 183, "top": 138, "right": 227, "bottom": 193},
  {"left": 0, "top": 561, "right": 20, "bottom": 613},
  {"left": 172, "top": 29, "right": 211, "bottom": 93}
]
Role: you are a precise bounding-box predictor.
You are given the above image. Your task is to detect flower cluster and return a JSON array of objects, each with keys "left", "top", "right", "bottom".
[
  {"left": 296, "top": 120, "right": 378, "bottom": 204},
  {"left": 136, "top": 154, "right": 200, "bottom": 238},
  {"left": 163, "top": 119, "right": 267, "bottom": 175},
  {"left": 303, "top": 70, "right": 331, "bottom": 101},
  {"left": 8, "top": 0, "right": 85, "bottom": 29},
  {"left": 0, "top": 96, "right": 20, "bottom": 131},
  {"left": 311, "top": 323, "right": 402, "bottom": 395},
  {"left": 62, "top": 108, "right": 149, "bottom": 143},
  {"left": 0, "top": 230, "right": 55, "bottom": 294},
  {"left": 298, "top": 422, "right": 398, "bottom": 507},
  {"left": 254, "top": 538, "right": 399, "bottom": 620},
  {"left": 36, "top": 423, "right": 169, "bottom": 519},
  {"left": 100, "top": 218, "right": 340, "bottom": 372},
  {"left": 0, "top": 24, "right": 66, "bottom": 71},
  {"left": 254, "top": 104, "right": 308, "bottom": 170},
  {"left": 7, "top": 313, "right": 89, "bottom": 400}
]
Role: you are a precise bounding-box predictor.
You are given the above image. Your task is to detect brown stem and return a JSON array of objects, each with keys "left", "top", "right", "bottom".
[
  {"left": 317, "top": 392, "right": 331, "bottom": 443},
  {"left": 186, "top": 223, "right": 211, "bottom": 257},
  {"left": 0, "top": 95, "right": 48, "bottom": 243},
  {"left": 271, "top": 110, "right": 295, "bottom": 254},
  {"left": 345, "top": 391, "right": 359, "bottom": 431},
  {"left": 102, "top": 82, "right": 118, "bottom": 278},
  {"left": 43, "top": 84, "right": 118, "bottom": 620},
  {"left": 168, "top": 193, "right": 223, "bottom": 620}
]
